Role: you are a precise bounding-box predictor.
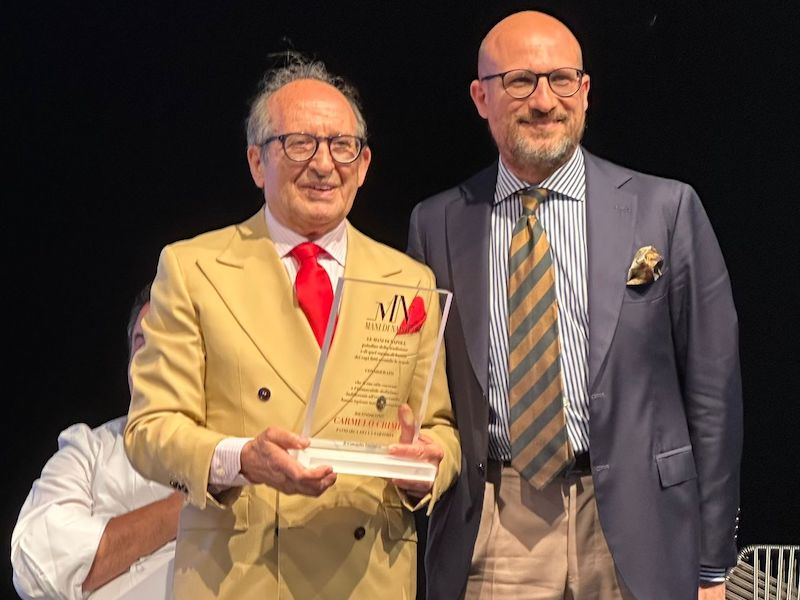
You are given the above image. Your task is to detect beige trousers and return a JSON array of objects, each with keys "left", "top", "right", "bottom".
[{"left": 463, "top": 462, "right": 635, "bottom": 600}]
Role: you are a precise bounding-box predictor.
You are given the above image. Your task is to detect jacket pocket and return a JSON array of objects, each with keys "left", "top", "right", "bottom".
[
  {"left": 182, "top": 490, "right": 250, "bottom": 531},
  {"left": 623, "top": 266, "right": 670, "bottom": 304},
  {"left": 655, "top": 445, "right": 697, "bottom": 488}
]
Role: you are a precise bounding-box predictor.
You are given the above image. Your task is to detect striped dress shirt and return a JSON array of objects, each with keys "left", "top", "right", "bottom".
[{"left": 487, "top": 147, "right": 589, "bottom": 461}]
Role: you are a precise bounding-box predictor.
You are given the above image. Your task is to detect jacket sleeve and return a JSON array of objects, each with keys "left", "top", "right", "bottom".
[
  {"left": 11, "top": 424, "right": 110, "bottom": 600},
  {"left": 668, "top": 184, "right": 743, "bottom": 568},
  {"left": 125, "top": 244, "right": 231, "bottom": 509}
]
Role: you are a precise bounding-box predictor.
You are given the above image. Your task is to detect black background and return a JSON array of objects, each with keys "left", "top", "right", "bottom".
[{"left": 5, "top": 1, "right": 798, "bottom": 596}]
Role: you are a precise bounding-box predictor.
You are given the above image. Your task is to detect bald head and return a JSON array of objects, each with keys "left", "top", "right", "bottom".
[{"left": 478, "top": 11, "right": 583, "bottom": 78}]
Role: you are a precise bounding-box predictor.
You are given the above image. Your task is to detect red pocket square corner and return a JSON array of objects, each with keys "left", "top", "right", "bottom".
[{"left": 397, "top": 296, "right": 427, "bottom": 335}]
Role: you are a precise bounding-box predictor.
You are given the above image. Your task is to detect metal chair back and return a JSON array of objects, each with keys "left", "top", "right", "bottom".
[{"left": 726, "top": 545, "right": 799, "bottom": 600}]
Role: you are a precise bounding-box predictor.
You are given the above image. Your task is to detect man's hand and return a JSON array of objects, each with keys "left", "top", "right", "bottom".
[
  {"left": 240, "top": 427, "right": 336, "bottom": 496},
  {"left": 388, "top": 404, "right": 444, "bottom": 497},
  {"left": 698, "top": 582, "right": 725, "bottom": 600}
]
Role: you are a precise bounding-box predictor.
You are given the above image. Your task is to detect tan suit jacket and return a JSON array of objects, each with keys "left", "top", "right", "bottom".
[{"left": 125, "top": 209, "right": 460, "bottom": 599}]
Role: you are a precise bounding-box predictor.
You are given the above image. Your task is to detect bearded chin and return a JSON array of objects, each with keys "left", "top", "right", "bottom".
[
  {"left": 507, "top": 116, "right": 587, "bottom": 174},
  {"left": 510, "top": 131, "right": 579, "bottom": 172}
]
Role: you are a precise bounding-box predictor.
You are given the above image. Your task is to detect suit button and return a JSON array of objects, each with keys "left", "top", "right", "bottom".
[
  {"left": 353, "top": 526, "right": 366, "bottom": 540},
  {"left": 257, "top": 387, "right": 271, "bottom": 401},
  {"left": 477, "top": 462, "right": 486, "bottom": 476}
]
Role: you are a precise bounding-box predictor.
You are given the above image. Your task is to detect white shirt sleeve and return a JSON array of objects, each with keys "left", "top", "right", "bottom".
[
  {"left": 11, "top": 423, "right": 112, "bottom": 600},
  {"left": 208, "top": 437, "right": 252, "bottom": 488}
]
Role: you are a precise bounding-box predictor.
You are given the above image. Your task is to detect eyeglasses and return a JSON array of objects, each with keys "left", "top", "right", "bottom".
[
  {"left": 260, "top": 132, "right": 366, "bottom": 164},
  {"left": 479, "top": 68, "right": 585, "bottom": 99}
]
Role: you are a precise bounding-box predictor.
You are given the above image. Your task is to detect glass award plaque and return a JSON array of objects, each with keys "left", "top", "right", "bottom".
[{"left": 293, "top": 277, "right": 453, "bottom": 482}]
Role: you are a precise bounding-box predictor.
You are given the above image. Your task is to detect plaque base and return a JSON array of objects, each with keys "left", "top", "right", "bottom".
[{"left": 294, "top": 443, "right": 436, "bottom": 482}]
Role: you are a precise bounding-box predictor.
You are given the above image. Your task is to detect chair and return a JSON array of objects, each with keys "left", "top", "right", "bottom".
[{"left": 726, "top": 545, "right": 799, "bottom": 599}]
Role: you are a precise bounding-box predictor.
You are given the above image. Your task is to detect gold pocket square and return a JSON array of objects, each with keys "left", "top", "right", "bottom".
[{"left": 626, "top": 245, "right": 664, "bottom": 286}]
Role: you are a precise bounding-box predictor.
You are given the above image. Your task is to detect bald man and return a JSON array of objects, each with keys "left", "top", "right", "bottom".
[{"left": 408, "top": 11, "right": 741, "bottom": 600}]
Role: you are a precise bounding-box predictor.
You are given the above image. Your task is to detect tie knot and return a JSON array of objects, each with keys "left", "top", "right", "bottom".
[
  {"left": 290, "top": 242, "right": 324, "bottom": 263},
  {"left": 520, "top": 187, "right": 549, "bottom": 214}
]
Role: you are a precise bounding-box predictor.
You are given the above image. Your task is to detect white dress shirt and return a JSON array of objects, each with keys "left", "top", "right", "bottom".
[{"left": 11, "top": 416, "right": 175, "bottom": 600}]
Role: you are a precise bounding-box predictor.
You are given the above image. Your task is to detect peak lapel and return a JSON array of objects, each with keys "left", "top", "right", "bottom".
[
  {"left": 446, "top": 165, "right": 495, "bottom": 397},
  {"left": 197, "top": 210, "right": 319, "bottom": 404}
]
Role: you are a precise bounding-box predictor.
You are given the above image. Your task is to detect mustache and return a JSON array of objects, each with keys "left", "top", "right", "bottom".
[{"left": 518, "top": 109, "right": 568, "bottom": 123}]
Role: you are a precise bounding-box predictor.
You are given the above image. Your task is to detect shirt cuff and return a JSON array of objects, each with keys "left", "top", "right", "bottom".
[
  {"left": 699, "top": 565, "right": 727, "bottom": 583},
  {"left": 208, "top": 437, "right": 252, "bottom": 487}
]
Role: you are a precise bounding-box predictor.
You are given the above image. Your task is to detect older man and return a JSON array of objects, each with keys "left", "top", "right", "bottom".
[
  {"left": 124, "top": 56, "right": 459, "bottom": 600},
  {"left": 408, "top": 11, "right": 741, "bottom": 600}
]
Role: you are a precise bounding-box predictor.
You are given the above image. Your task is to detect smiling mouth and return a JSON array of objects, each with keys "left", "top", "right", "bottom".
[{"left": 301, "top": 184, "right": 338, "bottom": 198}]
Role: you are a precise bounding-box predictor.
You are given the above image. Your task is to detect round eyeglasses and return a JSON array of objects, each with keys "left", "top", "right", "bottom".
[
  {"left": 260, "top": 132, "right": 366, "bottom": 164},
  {"left": 479, "top": 68, "right": 585, "bottom": 99}
]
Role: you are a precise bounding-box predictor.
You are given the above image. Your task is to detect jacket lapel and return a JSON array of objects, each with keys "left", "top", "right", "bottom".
[
  {"left": 584, "top": 151, "right": 637, "bottom": 390},
  {"left": 197, "top": 210, "right": 320, "bottom": 404},
  {"left": 446, "top": 164, "right": 495, "bottom": 397}
]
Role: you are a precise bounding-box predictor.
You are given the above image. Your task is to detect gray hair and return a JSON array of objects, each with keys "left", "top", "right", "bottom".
[{"left": 245, "top": 53, "right": 368, "bottom": 146}]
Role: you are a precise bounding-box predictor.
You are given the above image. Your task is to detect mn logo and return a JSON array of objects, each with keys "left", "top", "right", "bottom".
[{"left": 369, "top": 294, "right": 409, "bottom": 323}]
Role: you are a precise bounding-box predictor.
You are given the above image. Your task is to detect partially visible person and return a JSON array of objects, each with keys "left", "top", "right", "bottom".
[{"left": 11, "top": 284, "right": 181, "bottom": 600}]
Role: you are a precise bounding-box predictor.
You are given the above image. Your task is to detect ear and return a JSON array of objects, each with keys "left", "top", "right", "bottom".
[
  {"left": 246, "top": 145, "right": 266, "bottom": 188},
  {"left": 469, "top": 79, "right": 490, "bottom": 119},
  {"left": 356, "top": 145, "right": 372, "bottom": 188},
  {"left": 581, "top": 73, "right": 591, "bottom": 112}
]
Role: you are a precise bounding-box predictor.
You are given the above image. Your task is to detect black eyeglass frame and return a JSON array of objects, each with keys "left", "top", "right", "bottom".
[
  {"left": 259, "top": 132, "right": 367, "bottom": 164},
  {"left": 479, "top": 68, "right": 586, "bottom": 99}
]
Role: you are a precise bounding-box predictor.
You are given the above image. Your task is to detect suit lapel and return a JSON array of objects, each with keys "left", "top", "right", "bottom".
[
  {"left": 197, "top": 210, "right": 320, "bottom": 403},
  {"left": 584, "top": 151, "right": 637, "bottom": 389},
  {"left": 446, "top": 164, "right": 496, "bottom": 397}
]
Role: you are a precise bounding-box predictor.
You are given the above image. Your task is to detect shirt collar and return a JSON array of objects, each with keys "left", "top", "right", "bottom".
[
  {"left": 494, "top": 145, "right": 586, "bottom": 204},
  {"left": 263, "top": 204, "right": 347, "bottom": 267}
]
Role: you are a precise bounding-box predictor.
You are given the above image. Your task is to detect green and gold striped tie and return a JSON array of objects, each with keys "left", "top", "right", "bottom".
[{"left": 508, "top": 187, "right": 572, "bottom": 489}]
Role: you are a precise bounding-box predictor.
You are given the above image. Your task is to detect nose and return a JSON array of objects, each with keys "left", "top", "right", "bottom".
[
  {"left": 525, "top": 76, "right": 558, "bottom": 113},
  {"left": 308, "top": 140, "right": 335, "bottom": 176}
]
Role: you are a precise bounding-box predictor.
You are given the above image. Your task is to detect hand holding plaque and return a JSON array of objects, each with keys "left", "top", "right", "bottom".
[
  {"left": 293, "top": 277, "right": 453, "bottom": 482},
  {"left": 387, "top": 404, "right": 445, "bottom": 496}
]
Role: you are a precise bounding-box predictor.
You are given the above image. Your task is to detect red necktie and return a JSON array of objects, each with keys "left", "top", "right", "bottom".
[{"left": 290, "top": 242, "right": 334, "bottom": 346}]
